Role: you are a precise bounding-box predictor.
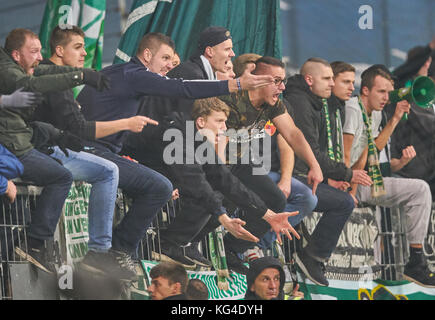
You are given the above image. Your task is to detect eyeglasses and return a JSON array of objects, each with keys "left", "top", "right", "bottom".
[{"left": 273, "top": 77, "right": 287, "bottom": 86}]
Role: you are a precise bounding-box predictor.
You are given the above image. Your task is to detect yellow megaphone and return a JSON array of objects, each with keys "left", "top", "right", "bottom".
[{"left": 389, "top": 76, "right": 435, "bottom": 120}]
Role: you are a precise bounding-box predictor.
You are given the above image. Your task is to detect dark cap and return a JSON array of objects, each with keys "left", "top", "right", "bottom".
[
  {"left": 198, "top": 26, "right": 232, "bottom": 53},
  {"left": 246, "top": 256, "right": 285, "bottom": 298}
]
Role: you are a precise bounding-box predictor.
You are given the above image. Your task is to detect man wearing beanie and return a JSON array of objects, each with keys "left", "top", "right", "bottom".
[
  {"left": 245, "top": 256, "right": 286, "bottom": 300},
  {"left": 123, "top": 26, "right": 239, "bottom": 269}
]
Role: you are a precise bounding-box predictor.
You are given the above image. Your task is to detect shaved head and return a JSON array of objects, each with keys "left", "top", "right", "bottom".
[
  {"left": 300, "top": 57, "right": 334, "bottom": 98},
  {"left": 300, "top": 57, "right": 330, "bottom": 77}
]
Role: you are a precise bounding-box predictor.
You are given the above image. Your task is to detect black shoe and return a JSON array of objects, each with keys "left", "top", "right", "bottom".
[
  {"left": 225, "top": 249, "right": 249, "bottom": 275},
  {"left": 80, "top": 249, "right": 138, "bottom": 282},
  {"left": 152, "top": 242, "right": 196, "bottom": 269},
  {"left": 15, "top": 242, "right": 55, "bottom": 274},
  {"left": 403, "top": 261, "right": 435, "bottom": 288},
  {"left": 184, "top": 243, "right": 212, "bottom": 267},
  {"left": 294, "top": 250, "right": 329, "bottom": 286}
]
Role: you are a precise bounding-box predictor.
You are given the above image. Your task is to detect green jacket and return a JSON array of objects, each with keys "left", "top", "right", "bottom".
[{"left": 0, "top": 47, "right": 84, "bottom": 156}]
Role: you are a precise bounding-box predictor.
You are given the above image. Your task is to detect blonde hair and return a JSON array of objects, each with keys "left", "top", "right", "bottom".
[{"left": 192, "top": 97, "right": 230, "bottom": 120}]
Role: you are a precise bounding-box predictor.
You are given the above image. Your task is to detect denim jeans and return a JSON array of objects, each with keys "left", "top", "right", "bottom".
[
  {"left": 50, "top": 146, "right": 119, "bottom": 252},
  {"left": 86, "top": 145, "right": 173, "bottom": 255},
  {"left": 295, "top": 176, "right": 354, "bottom": 262},
  {"left": 257, "top": 171, "right": 318, "bottom": 250},
  {"left": 18, "top": 148, "right": 73, "bottom": 242}
]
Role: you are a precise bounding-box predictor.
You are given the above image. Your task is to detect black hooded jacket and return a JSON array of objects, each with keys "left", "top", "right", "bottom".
[
  {"left": 244, "top": 256, "right": 285, "bottom": 300},
  {"left": 283, "top": 74, "right": 352, "bottom": 182},
  {"left": 144, "top": 111, "right": 268, "bottom": 219}
]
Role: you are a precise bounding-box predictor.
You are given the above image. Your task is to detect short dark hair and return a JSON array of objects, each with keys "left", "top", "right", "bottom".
[
  {"left": 149, "top": 261, "right": 188, "bottom": 292},
  {"left": 136, "top": 32, "right": 175, "bottom": 56},
  {"left": 49, "top": 25, "right": 85, "bottom": 56},
  {"left": 186, "top": 279, "right": 209, "bottom": 300},
  {"left": 254, "top": 56, "right": 285, "bottom": 72},
  {"left": 4, "top": 28, "right": 38, "bottom": 54},
  {"left": 360, "top": 67, "right": 393, "bottom": 93},
  {"left": 330, "top": 61, "right": 355, "bottom": 77}
]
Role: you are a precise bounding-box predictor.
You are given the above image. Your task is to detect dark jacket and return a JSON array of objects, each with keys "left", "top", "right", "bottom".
[
  {"left": 0, "top": 144, "right": 23, "bottom": 194},
  {"left": 148, "top": 111, "right": 268, "bottom": 219},
  {"left": 0, "top": 47, "right": 84, "bottom": 156},
  {"left": 388, "top": 101, "right": 435, "bottom": 181},
  {"left": 123, "top": 55, "right": 211, "bottom": 164},
  {"left": 77, "top": 56, "right": 229, "bottom": 154},
  {"left": 163, "top": 293, "right": 187, "bottom": 300},
  {"left": 244, "top": 256, "right": 285, "bottom": 300},
  {"left": 283, "top": 74, "right": 352, "bottom": 182},
  {"left": 393, "top": 45, "right": 433, "bottom": 89},
  {"left": 33, "top": 59, "right": 96, "bottom": 141}
]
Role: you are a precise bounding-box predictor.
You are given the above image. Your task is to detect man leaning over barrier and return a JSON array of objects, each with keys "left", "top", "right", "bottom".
[
  {"left": 146, "top": 97, "right": 299, "bottom": 273},
  {"left": 341, "top": 63, "right": 434, "bottom": 288},
  {"left": 75, "top": 32, "right": 274, "bottom": 271},
  {"left": 0, "top": 28, "right": 110, "bottom": 273}
]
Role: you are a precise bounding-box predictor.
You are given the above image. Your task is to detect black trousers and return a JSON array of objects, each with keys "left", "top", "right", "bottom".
[{"left": 160, "top": 164, "right": 287, "bottom": 254}]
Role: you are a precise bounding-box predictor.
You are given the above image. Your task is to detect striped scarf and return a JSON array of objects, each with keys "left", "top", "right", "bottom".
[
  {"left": 357, "top": 96, "right": 386, "bottom": 198},
  {"left": 322, "top": 98, "right": 343, "bottom": 162}
]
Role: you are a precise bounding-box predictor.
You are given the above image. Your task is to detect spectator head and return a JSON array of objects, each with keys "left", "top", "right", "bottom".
[
  {"left": 172, "top": 51, "right": 181, "bottom": 69},
  {"left": 216, "top": 59, "right": 236, "bottom": 80},
  {"left": 360, "top": 65, "right": 394, "bottom": 113},
  {"left": 186, "top": 278, "right": 209, "bottom": 300},
  {"left": 233, "top": 53, "right": 262, "bottom": 78},
  {"left": 136, "top": 32, "right": 175, "bottom": 76},
  {"left": 148, "top": 261, "right": 188, "bottom": 300},
  {"left": 408, "top": 46, "right": 432, "bottom": 77},
  {"left": 300, "top": 57, "right": 334, "bottom": 99},
  {"left": 49, "top": 25, "right": 86, "bottom": 68},
  {"left": 5, "top": 28, "right": 42, "bottom": 75},
  {"left": 192, "top": 97, "right": 230, "bottom": 145},
  {"left": 246, "top": 257, "right": 285, "bottom": 300},
  {"left": 251, "top": 56, "right": 286, "bottom": 106},
  {"left": 330, "top": 61, "right": 356, "bottom": 101},
  {"left": 197, "top": 26, "right": 235, "bottom": 73}
]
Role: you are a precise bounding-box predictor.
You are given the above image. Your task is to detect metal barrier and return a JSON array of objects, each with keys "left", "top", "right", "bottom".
[
  {"left": 0, "top": 181, "right": 44, "bottom": 300},
  {"left": 2, "top": 180, "right": 434, "bottom": 299}
]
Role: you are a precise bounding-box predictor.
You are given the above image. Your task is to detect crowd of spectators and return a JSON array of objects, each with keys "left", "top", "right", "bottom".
[{"left": 1, "top": 23, "right": 435, "bottom": 300}]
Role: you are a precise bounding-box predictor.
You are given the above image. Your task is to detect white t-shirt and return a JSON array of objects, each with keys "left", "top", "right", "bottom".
[{"left": 343, "top": 96, "right": 382, "bottom": 167}]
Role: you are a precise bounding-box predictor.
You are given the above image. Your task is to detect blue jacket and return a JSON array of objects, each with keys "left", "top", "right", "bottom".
[
  {"left": 0, "top": 144, "right": 24, "bottom": 194},
  {"left": 77, "top": 56, "right": 230, "bottom": 153}
]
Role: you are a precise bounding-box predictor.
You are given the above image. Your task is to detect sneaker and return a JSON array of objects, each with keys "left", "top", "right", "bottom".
[
  {"left": 152, "top": 242, "right": 196, "bottom": 269},
  {"left": 243, "top": 246, "right": 264, "bottom": 262},
  {"left": 184, "top": 243, "right": 212, "bottom": 267},
  {"left": 403, "top": 261, "right": 435, "bottom": 288},
  {"left": 80, "top": 250, "right": 138, "bottom": 282},
  {"left": 109, "top": 249, "right": 139, "bottom": 282},
  {"left": 15, "top": 241, "right": 55, "bottom": 274},
  {"left": 225, "top": 249, "right": 249, "bottom": 275},
  {"left": 294, "top": 250, "right": 329, "bottom": 286}
]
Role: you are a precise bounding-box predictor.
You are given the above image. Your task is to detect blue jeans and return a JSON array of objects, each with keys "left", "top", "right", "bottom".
[
  {"left": 18, "top": 148, "right": 73, "bottom": 242},
  {"left": 86, "top": 145, "right": 173, "bottom": 255},
  {"left": 257, "top": 172, "right": 318, "bottom": 250},
  {"left": 50, "top": 147, "right": 119, "bottom": 252},
  {"left": 295, "top": 176, "right": 354, "bottom": 261}
]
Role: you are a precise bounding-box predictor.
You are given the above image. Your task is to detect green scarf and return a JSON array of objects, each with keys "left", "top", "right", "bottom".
[
  {"left": 357, "top": 96, "right": 386, "bottom": 198},
  {"left": 322, "top": 98, "right": 343, "bottom": 162}
]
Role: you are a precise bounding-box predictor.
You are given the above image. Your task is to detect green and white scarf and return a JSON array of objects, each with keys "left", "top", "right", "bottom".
[
  {"left": 357, "top": 96, "right": 386, "bottom": 198},
  {"left": 322, "top": 98, "right": 343, "bottom": 162}
]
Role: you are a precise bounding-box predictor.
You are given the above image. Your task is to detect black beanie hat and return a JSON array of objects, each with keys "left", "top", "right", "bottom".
[
  {"left": 246, "top": 256, "right": 285, "bottom": 295},
  {"left": 197, "top": 26, "right": 232, "bottom": 54}
]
